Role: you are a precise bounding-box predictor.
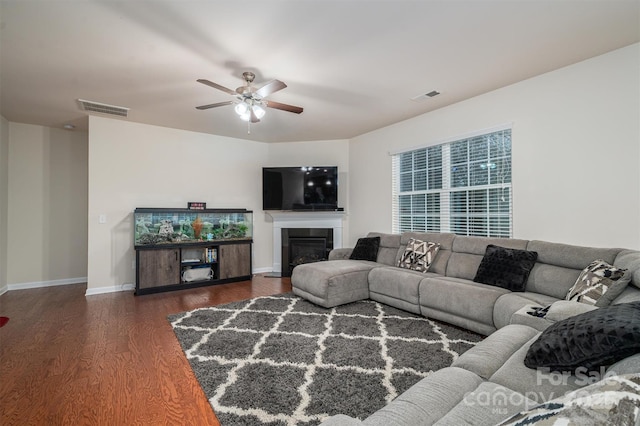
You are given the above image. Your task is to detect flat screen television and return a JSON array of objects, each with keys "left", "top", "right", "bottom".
[{"left": 263, "top": 166, "right": 339, "bottom": 211}]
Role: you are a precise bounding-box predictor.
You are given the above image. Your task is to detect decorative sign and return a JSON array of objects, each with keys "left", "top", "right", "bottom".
[{"left": 188, "top": 202, "right": 206, "bottom": 210}]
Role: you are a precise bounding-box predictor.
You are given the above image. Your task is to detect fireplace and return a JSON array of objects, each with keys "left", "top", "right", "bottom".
[
  {"left": 266, "top": 211, "right": 344, "bottom": 277},
  {"left": 281, "top": 228, "right": 333, "bottom": 277}
]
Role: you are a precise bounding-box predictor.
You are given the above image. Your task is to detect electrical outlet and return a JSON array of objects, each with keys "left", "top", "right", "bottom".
[
  {"left": 132, "top": 260, "right": 136, "bottom": 270},
  {"left": 99, "top": 214, "right": 107, "bottom": 224}
]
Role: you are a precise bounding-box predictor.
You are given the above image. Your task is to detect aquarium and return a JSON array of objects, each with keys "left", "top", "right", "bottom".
[{"left": 134, "top": 208, "right": 253, "bottom": 246}]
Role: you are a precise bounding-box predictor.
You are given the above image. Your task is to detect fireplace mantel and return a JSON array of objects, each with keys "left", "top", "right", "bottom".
[{"left": 267, "top": 211, "right": 344, "bottom": 275}]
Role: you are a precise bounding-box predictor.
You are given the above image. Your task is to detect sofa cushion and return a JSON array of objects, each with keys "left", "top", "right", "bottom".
[
  {"left": 489, "top": 335, "right": 584, "bottom": 403},
  {"left": 446, "top": 236, "right": 529, "bottom": 280},
  {"left": 420, "top": 276, "right": 510, "bottom": 331},
  {"left": 524, "top": 301, "right": 640, "bottom": 373},
  {"left": 399, "top": 232, "right": 455, "bottom": 275},
  {"left": 543, "top": 300, "right": 598, "bottom": 322},
  {"left": 565, "top": 259, "right": 630, "bottom": 306},
  {"left": 508, "top": 305, "right": 555, "bottom": 332},
  {"left": 452, "top": 324, "right": 540, "bottom": 380},
  {"left": 526, "top": 240, "right": 620, "bottom": 270},
  {"left": 368, "top": 266, "right": 430, "bottom": 314},
  {"left": 524, "top": 263, "right": 583, "bottom": 300},
  {"left": 497, "top": 373, "right": 640, "bottom": 426},
  {"left": 361, "top": 367, "right": 484, "bottom": 426},
  {"left": 367, "top": 232, "right": 401, "bottom": 266},
  {"left": 436, "top": 382, "right": 536, "bottom": 426},
  {"left": 524, "top": 240, "right": 621, "bottom": 298},
  {"left": 607, "top": 353, "right": 640, "bottom": 376},
  {"left": 291, "top": 260, "right": 375, "bottom": 308},
  {"left": 493, "top": 292, "right": 559, "bottom": 329},
  {"left": 350, "top": 236, "right": 381, "bottom": 261},
  {"left": 397, "top": 238, "right": 440, "bottom": 273},
  {"left": 473, "top": 244, "right": 538, "bottom": 292},
  {"left": 614, "top": 249, "right": 640, "bottom": 289}
]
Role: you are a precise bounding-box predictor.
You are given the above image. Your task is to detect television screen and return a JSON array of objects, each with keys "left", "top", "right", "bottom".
[{"left": 263, "top": 166, "right": 338, "bottom": 211}]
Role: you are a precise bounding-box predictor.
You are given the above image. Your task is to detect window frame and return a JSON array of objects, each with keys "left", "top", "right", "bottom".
[{"left": 392, "top": 126, "right": 513, "bottom": 238}]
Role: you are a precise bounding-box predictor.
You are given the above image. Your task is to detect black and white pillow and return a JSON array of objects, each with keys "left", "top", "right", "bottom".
[
  {"left": 497, "top": 373, "right": 640, "bottom": 426},
  {"left": 566, "top": 259, "right": 630, "bottom": 307},
  {"left": 397, "top": 238, "right": 440, "bottom": 273}
]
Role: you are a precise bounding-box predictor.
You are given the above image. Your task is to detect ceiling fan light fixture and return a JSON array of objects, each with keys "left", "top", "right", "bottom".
[
  {"left": 235, "top": 102, "right": 249, "bottom": 115},
  {"left": 253, "top": 104, "right": 266, "bottom": 119},
  {"left": 238, "top": 111, "right": 251, "bottom": 122},
  {"left": 196, "top": 72, "right": 303, "bottom": 133}
]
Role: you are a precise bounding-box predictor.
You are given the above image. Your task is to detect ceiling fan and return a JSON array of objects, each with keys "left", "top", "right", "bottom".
[{"left": 196, "top": 72, "right": 303, "bottom": 127}]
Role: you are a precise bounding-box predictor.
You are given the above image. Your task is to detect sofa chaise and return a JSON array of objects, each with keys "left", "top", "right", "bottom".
[{"left": 291, "top": 232, "right": 640, "bottom": 425}]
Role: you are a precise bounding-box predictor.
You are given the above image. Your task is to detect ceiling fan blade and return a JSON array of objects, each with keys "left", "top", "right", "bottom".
[
  {"left": 197, "top": 79, "right": 237, "bottom": 96},
  {"left": 195, "top": 100, "right": 233, "bottom": 110},
  {"left": 255, "top": 80, "right": 287, "bottom": 98},
  {"left": 265, "top": 100, "right": 303, "bottom": 114}
]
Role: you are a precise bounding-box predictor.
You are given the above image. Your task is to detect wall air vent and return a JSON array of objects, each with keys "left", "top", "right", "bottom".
[
  {"left": 411, "top": 91, "right": 441, "bottom": 102},
  {"left": 77, "top": 99, "right": 130, "bottom": 117}
]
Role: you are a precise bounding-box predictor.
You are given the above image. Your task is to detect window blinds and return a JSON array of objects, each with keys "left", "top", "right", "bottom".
[{"left": 392, "top": 128, "right": 512, "bottom": 237}]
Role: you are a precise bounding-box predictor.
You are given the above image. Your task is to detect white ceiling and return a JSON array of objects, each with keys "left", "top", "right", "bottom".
[{"left": 1, "top": 1, "right": 638, "bottom": 143}]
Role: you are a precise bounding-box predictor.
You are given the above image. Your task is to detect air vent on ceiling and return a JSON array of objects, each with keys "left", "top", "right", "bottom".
[
  {"left": 411, "top": 91, "right": 441, "bottom": 102},
  {"left": 77, "top": 99, "right": 130, "bottom": 117}
]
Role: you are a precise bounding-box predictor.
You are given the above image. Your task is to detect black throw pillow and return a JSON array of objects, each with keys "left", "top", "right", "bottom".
[
  {"left": 473, "top": 244, "right": 538, "bottom": 292},
  {"left": 524, "top": 301, "right": 640, "bottom": 373},
  {"left": 349, "top": 236, "right": 380, "bottom": 261}
]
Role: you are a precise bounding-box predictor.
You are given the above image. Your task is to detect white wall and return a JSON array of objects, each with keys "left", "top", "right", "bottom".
[
  {"left": 6, "top": 123, "right": 88, "bottom": 286},
  {"left": 0, "top": 116, "right": 8, "bottom": 295},
  {"left": 349, "top": 44, "right": 640, "bottom": 249},
  {"left": 87, "top": 117, "right": 270, "bottom": 292},
  {"left": 86, "top": 118, "right": 350, "bottom": 292}
]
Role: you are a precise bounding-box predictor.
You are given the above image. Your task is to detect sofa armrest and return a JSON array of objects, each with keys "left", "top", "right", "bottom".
[
  {"left": 328, "top": 248, "right": 353, "bottom": 260},
  {"left": 544, "top": 300, "right": 598, "bottom": 322},
  {"left": 510, "top": 305, "right": 554, "bottom": 331}
]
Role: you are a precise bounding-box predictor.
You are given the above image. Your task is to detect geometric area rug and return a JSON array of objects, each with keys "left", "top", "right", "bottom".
[{"left": 168, "top": 293, "right": 483, "bottom": 426}]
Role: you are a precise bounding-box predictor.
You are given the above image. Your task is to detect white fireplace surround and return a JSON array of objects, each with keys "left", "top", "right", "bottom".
[{"left": 267, "top": 211, "right": 344, "bottom": 274}]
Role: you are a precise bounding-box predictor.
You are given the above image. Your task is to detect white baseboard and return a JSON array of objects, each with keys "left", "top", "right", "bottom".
[
  {"left": 4, "top": 270, "right": 277, "bottom": 297},
  {"left": 85, "top": 283, "right": 135, "bottom": 296},
  {"left": 252, "top": 266, "right": 274, "bottom": 275},
  {"left": 7, "top": 277, "right": 87, "bottom": 291}
]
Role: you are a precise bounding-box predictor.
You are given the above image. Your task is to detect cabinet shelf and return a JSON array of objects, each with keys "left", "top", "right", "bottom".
[{"left": 135, "top": 240, "right": 252, "bottom": 295}]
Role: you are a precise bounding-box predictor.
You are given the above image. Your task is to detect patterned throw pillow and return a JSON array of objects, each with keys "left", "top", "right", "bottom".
[
  {"left": 566, "top": 259, "right": 630, "bottom": 307},
  {"left": 497, "top": 373, "right": 640, "bottom": 426},
  {"left": 397, "top": 238, "right": 440, "bottom": 273}
]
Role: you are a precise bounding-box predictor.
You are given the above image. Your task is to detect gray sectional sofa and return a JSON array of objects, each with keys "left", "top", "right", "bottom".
[{"left": 291, "top": 232, "right": 640, "bottom": 425}]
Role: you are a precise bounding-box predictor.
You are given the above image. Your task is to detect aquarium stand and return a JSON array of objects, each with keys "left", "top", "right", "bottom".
[
  {"left": 135, "top": 240, "right": 252, "bottom": 295},
  {"left": 133, "top": 207, "right": 253, "bottom": 295}
]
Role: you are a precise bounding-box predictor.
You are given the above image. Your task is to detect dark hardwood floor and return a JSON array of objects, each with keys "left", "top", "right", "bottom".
[{"left": 0, "top": 274, "right": 292, "bottom": 425}]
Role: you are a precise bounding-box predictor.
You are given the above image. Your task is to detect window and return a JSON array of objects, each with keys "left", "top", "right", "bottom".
[{"left": 392, "top": 127, "right": 512, "bottom": 237}]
